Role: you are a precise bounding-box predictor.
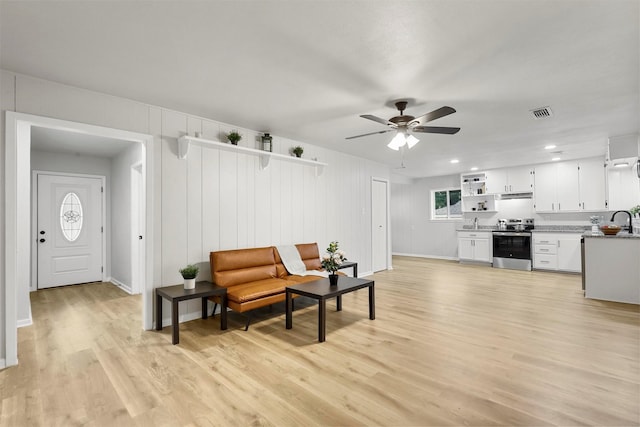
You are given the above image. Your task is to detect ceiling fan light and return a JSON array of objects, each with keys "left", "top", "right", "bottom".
[
  {"left": 387, "top": 133, "right": 406, "bottom": 150},
  {"left": 406, "top": 134, "right": 419, "bottom": 149}
]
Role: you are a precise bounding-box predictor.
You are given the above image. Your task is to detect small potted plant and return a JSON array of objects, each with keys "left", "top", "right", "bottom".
[
  {"left": 321, "top": 241, "right": 347, "bottom": 286},
  {"left": 179, "top": 264, "right": 199, "bottom": 290},
  {"left": 227, "top": 130, "right": 242, "bottom": 145},
  {"left": 292, "top": 146, "right": 304, "bottom": 158}
]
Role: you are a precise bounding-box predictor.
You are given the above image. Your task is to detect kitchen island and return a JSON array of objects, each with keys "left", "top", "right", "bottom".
[{"left": 583, "top": 233, "right": 640, "bottom": 304}]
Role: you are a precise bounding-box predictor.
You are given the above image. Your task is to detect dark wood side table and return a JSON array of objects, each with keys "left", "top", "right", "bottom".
[
  {"left": 286, "top": 276, "right": 374, "bottom": 342},
  {"left": 338, "top": 261, "right": 358, "bottom": 277},
  {"left": 155, "top": 281, "right": 227, "bottom": 344}
]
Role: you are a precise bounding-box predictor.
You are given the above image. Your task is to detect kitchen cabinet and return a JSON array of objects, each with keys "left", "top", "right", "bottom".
[
  {"left": 584, "top": 236, "right": 640, "bottom": 304},
  {"left": 607, "top": 163, "right": 640, "bottom": 211},
  {"left": 486, "top": 166, "right": 532, "bottom": 194},
  {"left": 533, "top": 232, "right": 581, "bottom": 272},
  {"left": 457, "top": 231, "right": 491, "bottom": 263},
  {"left": 578, "top": 158, "right": 607, "bottom": 211},
  {"left": 460, "top": 173, "right": 497, "bottom": 212},
  {"left": 534, "top": 159, "right": 605, "bottom": 213}
]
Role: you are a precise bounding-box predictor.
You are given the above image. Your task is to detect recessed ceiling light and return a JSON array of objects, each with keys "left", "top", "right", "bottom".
[
  {"left": 551, "top": 157, "right": 561, "bottom": 161},
  {"left": 544, "top": 145, "right": 556, "bottom": 150},
  {"left": 613, "top": 162, "right": 629, "bottom": 168},
  {"left": 450, "top": 159, "right": 459, "bottom": 164},
  {"left": 470, "top": 167, "right": 478, "bottom": 171}
]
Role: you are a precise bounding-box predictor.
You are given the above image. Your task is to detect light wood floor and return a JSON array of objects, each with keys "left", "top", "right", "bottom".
[{"left": 2, "top": 257, "right": 639, "bottom": 426}]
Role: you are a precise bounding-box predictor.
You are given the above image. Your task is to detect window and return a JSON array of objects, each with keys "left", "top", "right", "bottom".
[
  {"left": 432, "top": 188, "right": 462, "bottom": 219},
  {"left": 60, "top": 192, "right": 83, "bottom": 242}
]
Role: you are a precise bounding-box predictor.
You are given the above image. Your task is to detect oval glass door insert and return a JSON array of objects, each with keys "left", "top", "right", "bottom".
[{"left": 60, "top": 192, "right": 83, "bottom": 242}]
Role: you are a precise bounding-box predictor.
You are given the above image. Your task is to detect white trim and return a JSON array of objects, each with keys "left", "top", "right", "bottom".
[
  {"left": 31, "top": 171, "right": 107, "bottom": 291},
  {"left": 0, "top": 358, "right": 5, "bottom": 370},
  {"left": 371, "top": 177, "right": 392, "bottom": 271},
  {"left": 4, "top": 111, "right": 155, "bottom": 368},
  {"left": 109, "top": 277, "right": 132, "bottom": 294},
  {"left": 392, "top": 252, "right": 459, "bottom": 261},
  {"left": 131, "top": 162, "right": 145, "bottom": 295},
  {"left": 16, "top": 316, "right": 32, "bottom": 328},
  {"left": 430, "top": 187, "right": 463, "bottom": 220}
]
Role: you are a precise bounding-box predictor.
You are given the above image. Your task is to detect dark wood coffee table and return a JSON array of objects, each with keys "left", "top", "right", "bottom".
[
  {"left": 156, "top": 281, "right": 227, "bottom": 344},
  {"left": 285, "top": 276, "right": 375, "bottom": 342}
]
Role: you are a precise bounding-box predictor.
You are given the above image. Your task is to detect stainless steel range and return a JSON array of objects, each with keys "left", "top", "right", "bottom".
[{"left": 493, "top": 218, "right": 534, "bottom": 271}]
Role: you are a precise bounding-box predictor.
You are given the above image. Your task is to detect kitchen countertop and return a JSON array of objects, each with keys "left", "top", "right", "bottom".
[{"left": 582, "top": 232, "right": 640, "bottom": 239}]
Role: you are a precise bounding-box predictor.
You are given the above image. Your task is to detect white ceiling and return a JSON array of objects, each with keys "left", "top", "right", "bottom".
[{"left": 1, "top": 1, "right": 638, "bottom": 177}]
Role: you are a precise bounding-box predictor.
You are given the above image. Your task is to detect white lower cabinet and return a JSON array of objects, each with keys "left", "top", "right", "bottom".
[
  {"left": 533, "top": 233, "right": 582, "bottom": 272},
  {"left": 457, "top": 231, "right": 491, "bottom": 263}
]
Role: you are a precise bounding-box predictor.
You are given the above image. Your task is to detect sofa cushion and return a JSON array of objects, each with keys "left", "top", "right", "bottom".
[
  {"left": 295, "top": 243, "right": 322, "bottom": 271},
  {"left": 211, "top": 247, "right": 277, "bottom": 287},
  {"left": 226, "top": 278, "right": 287, "bottom": 303}
]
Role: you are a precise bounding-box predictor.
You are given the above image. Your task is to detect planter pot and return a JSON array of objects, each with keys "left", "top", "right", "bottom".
[
  {"left": 184, "top": 278, "right": 196, "bottom": 290},
  {"left": 329, "top": 274, "right": 338, "bottom": 287}
]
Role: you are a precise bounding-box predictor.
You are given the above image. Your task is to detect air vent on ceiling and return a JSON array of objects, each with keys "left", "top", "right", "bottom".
[{"left": 530, "top": 106, "right": 553, "bottom": 120}]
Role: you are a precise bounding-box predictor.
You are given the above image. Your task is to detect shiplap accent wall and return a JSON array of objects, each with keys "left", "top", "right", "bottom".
[{"left": 0, "top": 70, "right": 389, "bottom": 354}]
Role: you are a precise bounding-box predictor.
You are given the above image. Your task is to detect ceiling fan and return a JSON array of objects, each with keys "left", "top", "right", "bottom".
[{"left": 346, "top": 101, "right": 460, "bottom": 150}]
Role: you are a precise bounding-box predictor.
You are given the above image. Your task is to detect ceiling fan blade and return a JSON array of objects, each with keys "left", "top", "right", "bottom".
[
  {"left": 412, "top": 126, "right": 461, "bottom": 135},
  {"left": 409, "top": 106, "right": 456, "bottom": 126},
  {"left": 360, "top": 114, "right": 396, "bottom": 126},
  {"left": 345, "top": 129, "right": 395, "bottom": 140}
]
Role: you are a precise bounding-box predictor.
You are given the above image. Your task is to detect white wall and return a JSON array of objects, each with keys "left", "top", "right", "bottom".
[
  {"left": 110, "top": 144, "right": 142, "bottom": 289},
  {"left": 391, "top": 174, "right": 461, "bottom": 259},
  {"left": 1, "top": 70, "right": 389, "bottom": 366}
]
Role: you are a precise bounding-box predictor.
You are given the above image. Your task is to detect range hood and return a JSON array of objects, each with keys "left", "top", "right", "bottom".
[{"left": 499, "top": 192, "right": 533, "bottom": 200}]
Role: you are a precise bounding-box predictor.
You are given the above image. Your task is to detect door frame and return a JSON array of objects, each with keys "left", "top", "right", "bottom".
[
  {"left": 4, "top": 111, "right": 155, "bottom": 368},
  {"left": 131, "top": 162, "right": 145, "bottom": 295},
  {"left": 31, "top": 171, "right": 107, "bottom": 291},
  {"left": 371, "top": 177, "right": 392, "bottom": 271}
]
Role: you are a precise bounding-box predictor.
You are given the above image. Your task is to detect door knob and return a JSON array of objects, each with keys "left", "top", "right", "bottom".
[
  {"left": 40, "top": 230, "right": 45, "bottom": 235},
  {"left": 39, "top": 238, "right": 46, "bottom": 243}
]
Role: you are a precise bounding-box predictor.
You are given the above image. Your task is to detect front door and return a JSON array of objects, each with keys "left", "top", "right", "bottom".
[{"left": 37, "top": 173, "right": 104, "bottom": 289}]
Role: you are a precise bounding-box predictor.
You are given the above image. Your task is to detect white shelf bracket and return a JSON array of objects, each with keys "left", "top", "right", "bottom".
[
  {"left": 259, "top": 154, "right": 271, "bottom": 170},
  {"left": 178, "top": 136, "right": 189, "bottom": 160}
]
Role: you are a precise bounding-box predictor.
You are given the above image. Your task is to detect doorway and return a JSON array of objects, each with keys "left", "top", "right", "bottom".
[
  {"left": 35, "top": 172, "right": 105, "bottom": 289},
  {"left": 372, "top": 178, "right": 390, "bottom": 272},
  {"left": 4, "top": 111, "right": 154, "bottom": 368}
]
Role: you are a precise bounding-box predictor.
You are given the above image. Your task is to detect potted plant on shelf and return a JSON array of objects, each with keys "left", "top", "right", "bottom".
[
  {"left": 227, "top": 130, "right": 242, "bottom": 145},
  {"left": 321, "top": 241, "right": 347, "bottom": 286},
  {"left": 291, "top": 146, "right": 304, "bottom": 158},
  {"left": 179, "top": 264, "right": 199, "bottom": 290}
]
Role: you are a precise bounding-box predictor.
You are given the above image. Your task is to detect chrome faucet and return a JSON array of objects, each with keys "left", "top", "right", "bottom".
[
  {"left": 473, "top": 217, "right": 479, "bottom": 230},
  {"left": 610, "top": 210, "right": 633, "bottom": 234}
]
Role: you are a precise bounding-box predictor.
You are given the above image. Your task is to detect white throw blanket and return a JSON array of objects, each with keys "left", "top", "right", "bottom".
[{"left": 276, "top": 245, "right": 328, "bottom": 277}]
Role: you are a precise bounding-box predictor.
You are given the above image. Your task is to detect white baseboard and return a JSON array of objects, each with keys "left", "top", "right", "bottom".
[
  {"left": 17, "top": 304, "right": 33, "bottom": 328},
  {"left": 392, "top": 252, "right": 458, "bottom": 261},
  {"left": 108, "top": 277, "right": 132, "bottom": 294},
  {"left": 358, "top": 270, "right": 375, "bottom": 277},
  {"left": 17, "top": 318, "right": 32, "bottom": 328}
]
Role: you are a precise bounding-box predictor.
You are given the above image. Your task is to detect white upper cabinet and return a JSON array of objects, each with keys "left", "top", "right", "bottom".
[
  {"left": 534, "top": 161, "right": 580, "bottom": 212},
  {"left": 607, "top": 163, "right": 640, "bottom": 211},
  {"left": 535, "top": 158, "right": 607, "bottom": 213},
  {"left": 485, "top": 166, "right": 532, "bottom": 194},
  {"left": 484, "top": 169, "right": 507, "bottom": 194},
  {"left": 578, "top": 158, "right": 607, "bottom": 211}
]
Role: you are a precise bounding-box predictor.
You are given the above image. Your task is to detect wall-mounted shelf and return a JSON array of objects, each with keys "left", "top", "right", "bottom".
[{"left": 177, "top": 135, "right": 327, "bottom": 176}]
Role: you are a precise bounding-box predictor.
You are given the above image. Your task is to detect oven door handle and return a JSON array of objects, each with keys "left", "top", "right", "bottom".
[{"left": 493, "top": 232, "right": 531, "bottom": 237}]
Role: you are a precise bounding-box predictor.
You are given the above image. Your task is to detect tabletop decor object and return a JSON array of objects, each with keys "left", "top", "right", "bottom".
[
  {"left": 179, "top": 264, "right": 199, "bottom": 289},
  {"left": 321, "top": 241, "right": 347, "bottom": 286}
]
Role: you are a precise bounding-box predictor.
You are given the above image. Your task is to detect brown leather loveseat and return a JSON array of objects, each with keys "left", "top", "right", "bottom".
[{"left": 209, "top": 243, "right": 336, "bottom": 330}]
